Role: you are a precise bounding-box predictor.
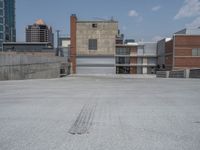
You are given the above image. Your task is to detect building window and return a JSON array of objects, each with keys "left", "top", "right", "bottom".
[
  {"left": 0, "top": 33, "right": 3, "bottom": 40},
  {"left": 0, "top": 9, "right": 3, "bottom": 16},
  {"left": 89, "top": 39, "right": 97, "bottom": 50},
  {"left": 116, "top": 47, "right": 130, "bottom": 55},
  {"left": 192, "top": 48, "right": 200, "bottom": 56},
  {"left": 0, "top": 1, "right": 3, "bottom": 8},
  {"left": 116, "top": 66, "right": 130, "bottom": 74},
  {"left": 0, "top": 25, "right": 3, "bottom": 32},
  {"left": 0, "top": 17, "right": 3, "bottom": 24},
  {"left": 116, "top": 57, "right": 130, "bottom": 64},
  {"left": 92, "top": 23, "right": 97, "bottom": 28}
]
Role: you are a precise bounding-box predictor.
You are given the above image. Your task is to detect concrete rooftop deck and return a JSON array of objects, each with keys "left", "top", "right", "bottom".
[{"left": 0, "top": 76, "right": 200, "bottom": 150}]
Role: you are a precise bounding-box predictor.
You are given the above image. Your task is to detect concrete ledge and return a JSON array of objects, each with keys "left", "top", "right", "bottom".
[
  {"left": 70, "top": 74, "right": 156, "bottom": 79},
  {"left": 0, "top": 53, "right": 69, "bottom": 80},
  {"left": 169, "top": 70, "right": 185, "bottom": 78},
  {"left": 156, "top": 71, "right": 169, "bottom": 78},
  {"left": 156, "top": 68, "right": 200, "bottom": 79},
  {"left": 0, "top": 63, "right": 60, "bottom": 80},
  {"left": 189, "top": 69, "right": 200, "bottom": 78}
]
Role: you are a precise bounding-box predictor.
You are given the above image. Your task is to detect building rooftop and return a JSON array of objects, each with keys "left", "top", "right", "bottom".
[
  {"left": 0, "top": 76, "right": 200, "bottom": 149},
  {"left": 77, "top": 20, "right": 118, "bottom": 23},
  {"left": 3, "top": 42, "right": 51, "bottom": 45},
  {"left": 174, "top": 28, "right": 200, "bottom": 35}
]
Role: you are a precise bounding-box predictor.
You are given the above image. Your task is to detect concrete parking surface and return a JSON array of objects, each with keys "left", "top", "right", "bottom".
[{"left": 0, "top": 76, "right": 200, "bottom": 150}]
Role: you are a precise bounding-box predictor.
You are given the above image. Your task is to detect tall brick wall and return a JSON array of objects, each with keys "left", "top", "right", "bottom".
[
  {"left": 70, "top": 15, "right": 77, "bottom": 74},
  {"left": 174, "top": 35, "right": 200, "bottom": 69},
  {"left": 165, "top": 40, "right": 173, "bottom": 54},
  {"left": 165, "top": 39, "right": 173, "bottom": 70}
]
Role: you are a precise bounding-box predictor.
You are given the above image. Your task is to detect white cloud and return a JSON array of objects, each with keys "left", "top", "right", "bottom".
[
  {"left": 152, "top": 5, "right": 161, "bottom": 11},
  {"left": 174, "top": 0, "right": 200, "bottom": 19},
  {"left": 186, "top": 17, "right": 200, "bottom": 28},
  {"left": 128, "top": 10, "right": 139, "bottom": 17},
  {"left": 152, "top": 36, "right": 163, "bottom": 42}
]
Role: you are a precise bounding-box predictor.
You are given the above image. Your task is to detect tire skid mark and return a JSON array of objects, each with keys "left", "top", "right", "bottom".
[{"left": 68, "top": 102, "right": 96, "bottom": 135}]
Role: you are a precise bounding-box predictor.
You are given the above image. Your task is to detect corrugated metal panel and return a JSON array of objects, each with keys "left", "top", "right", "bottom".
[
  {"left": 77, "top": 57, "right": 114, "bottom": 66},
  {"left": 77, "top": 57, "right": 115, "bottom": 74},
  {"left": 77, "top": 67, "right": 115, "bottom": 74}
]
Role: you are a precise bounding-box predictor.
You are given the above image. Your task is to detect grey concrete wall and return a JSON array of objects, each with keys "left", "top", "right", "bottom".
[
  {"left": 157, "top": 69, "right": 200, "bottom": 79},
  {"left": 157, "top": 70, "right": 185, "bottom": 78},
  {"left": 0, "top": 54, "right": 68, "bottom": 80},
  {"left": 76, "top": 21, "right": 118, "bottom": 56},
  {"left": 189, "top": 69, "right": 200, "bottom": 78},
  {"left": 169, "top": 70, "right": 185, "bottom": 78},
  {"left": 156, "top": 71, "right": 169, "bottom": 78}
]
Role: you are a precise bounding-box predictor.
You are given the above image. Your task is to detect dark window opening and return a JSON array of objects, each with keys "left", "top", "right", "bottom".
[
  {"left": 116, "top": 66, "right": 130, "bottom": 74},
  {"left": 89, "top": 39, "right": 97, "bottom": 50},
  {"left": 92, "top": 23, "right": 97, "bottom": 28},
  {"left": 116, "top": 57, "right": 130, "bottom": 64}
]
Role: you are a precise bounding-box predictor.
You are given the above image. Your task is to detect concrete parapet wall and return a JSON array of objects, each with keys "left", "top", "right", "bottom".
[
  {"left": 156, "top": 71, "right": 169, "bottom": 78},
  {"left": 189, "top": 69, "right": 200, "bottom": 78},
  {"left": 157, "top": 68, "right": 200, "bottom": 79},
  {"left": 169, "top": 70, "right": 185, "bottom": 78},
  {"left": 0, "top": 53, "right": 69, "bottom": 80}
]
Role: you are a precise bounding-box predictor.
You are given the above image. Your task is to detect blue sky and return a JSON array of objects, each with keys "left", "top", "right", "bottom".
[{"left": 16, "top": 0, "right": 200, "bottom": 42}]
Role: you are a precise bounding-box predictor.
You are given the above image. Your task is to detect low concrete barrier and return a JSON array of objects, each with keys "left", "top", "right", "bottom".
[
  {"left": 189, "top": 69, "right": 200, "bottom": 78},
  {"left": 156, "top": 71, "right": 169, "bottom": 78},
  {"left": 0, "top": 53, "right": 69, "bottom": 80},
  {"left": 169, "top": 70, "right": 185, "bottom": 78},
  {"left": 157, "top": 68, "right": 200, "bottom": 79}
]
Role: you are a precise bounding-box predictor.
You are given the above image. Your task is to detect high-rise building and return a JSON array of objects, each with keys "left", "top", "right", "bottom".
[
  {"left": 0, "top": 0, "right": 16, "bottom": 50},
  {"left": 26, "top": 19, "right": 54, "bottom": 47}
]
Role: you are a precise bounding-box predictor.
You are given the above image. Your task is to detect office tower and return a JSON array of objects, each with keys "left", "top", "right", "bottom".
[
  {"left": 0, "top": 0, "right": 16, "bottom": 50},
  {"left": 26, "top": 19, "right": 54, "bottom": 47}
]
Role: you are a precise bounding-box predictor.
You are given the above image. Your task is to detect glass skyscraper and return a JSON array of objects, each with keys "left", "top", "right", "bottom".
[{"left": 0, "top": 0, "right": 16, "bottom": 50}]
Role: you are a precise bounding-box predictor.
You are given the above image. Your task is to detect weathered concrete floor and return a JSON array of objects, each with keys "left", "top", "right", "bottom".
[{"left": 0, "top": 76, "right": 200, "bottom": 150}]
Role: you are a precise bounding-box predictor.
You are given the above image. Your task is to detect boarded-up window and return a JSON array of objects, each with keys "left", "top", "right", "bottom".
[{"left": 89, "top": 39, "right": 97, "bottom": 50}]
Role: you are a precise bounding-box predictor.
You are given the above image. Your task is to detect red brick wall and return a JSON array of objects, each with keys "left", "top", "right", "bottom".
[
  {"left": 174, "top": 36, "right": 200, "bottom": 56},
  {"left": 174, "top": 35, "right": 200, "bottom": 69},
  {"left": 175, "top": 35, "right": 200, "bottom": 46},
  {"left": 165, "top": 40, "right": 173, "bottom": 54},
  {"left": 175, "top": 57, "right": 200, "bottom": 68},
  {"left": 175, "top": 48, "right": 192, "bottom": 56},
  {"left": 70, "top": 15, "right": 77, "bottom": 74},
  {"left": 165, "top": 39, "right": 173, "bottom": 70},
  {"left": 165, "top": 55, "right": 173, "bottom": 70}
]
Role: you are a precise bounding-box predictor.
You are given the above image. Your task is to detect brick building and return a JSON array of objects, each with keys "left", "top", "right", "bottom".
[{"left": 157, "top": 28, "right": 200, "bottom": 71}]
